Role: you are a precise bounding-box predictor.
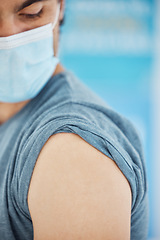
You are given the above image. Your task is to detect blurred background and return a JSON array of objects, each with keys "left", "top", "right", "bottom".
[{"left": 59, "top": 0, "right": 160, "bottom": 239}]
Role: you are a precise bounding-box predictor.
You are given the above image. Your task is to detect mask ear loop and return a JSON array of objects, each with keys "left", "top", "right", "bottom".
[{"left": 52, "top": 4, "right": 61, "bottom": 30}]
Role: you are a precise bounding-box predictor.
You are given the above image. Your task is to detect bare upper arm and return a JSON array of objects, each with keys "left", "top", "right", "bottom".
[{"left": 28, "top": 132, "right": 132, "bottom": 240}]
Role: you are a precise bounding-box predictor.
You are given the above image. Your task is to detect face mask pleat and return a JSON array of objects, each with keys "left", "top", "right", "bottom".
[{"left": 0, "top": 23, "right": 53, "bottom": 49}]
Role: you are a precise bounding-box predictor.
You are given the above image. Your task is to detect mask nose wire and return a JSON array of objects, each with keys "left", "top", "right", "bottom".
[{"left": 52, "top": 4, "right": 61, "bottom": 30}]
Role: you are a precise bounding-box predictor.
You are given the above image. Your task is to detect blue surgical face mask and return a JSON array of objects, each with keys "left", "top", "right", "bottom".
[{"left": 0, "top": 5, "right": 60, "bottom": 103}]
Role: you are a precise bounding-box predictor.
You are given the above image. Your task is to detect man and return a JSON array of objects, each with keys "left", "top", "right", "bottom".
[{"left": 0, "top": 0, "right": 149, "bottom": 239}]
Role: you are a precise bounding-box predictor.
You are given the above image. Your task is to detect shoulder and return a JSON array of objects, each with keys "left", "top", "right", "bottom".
[{"left": 28, "top": 132, "right": 132, "bottom": 240}]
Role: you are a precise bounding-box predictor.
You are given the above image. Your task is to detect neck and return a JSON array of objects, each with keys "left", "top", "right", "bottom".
[
  {"left": 0, "top": 64, "right": 65, "bottom": 126},
  {"left": 0, "top": 100, "right": 30, "bottom": 125}
]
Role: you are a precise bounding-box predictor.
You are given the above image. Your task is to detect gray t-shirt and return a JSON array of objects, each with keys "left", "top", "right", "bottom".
[{"left": 0, "top": 71, "right": 149, "bottom": 240}]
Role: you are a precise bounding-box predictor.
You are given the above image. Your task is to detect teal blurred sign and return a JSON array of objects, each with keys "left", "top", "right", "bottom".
[{"left": 59, "top": 0, "right": 158, "bottom": 239}]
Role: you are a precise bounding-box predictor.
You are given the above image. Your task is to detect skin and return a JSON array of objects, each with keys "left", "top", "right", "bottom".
[
  {"left": 28, "top": 132, "right": 132, "bottom": 239},
  {"left": 0, "top": 0, "right": 65, "bottom": 125}
]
